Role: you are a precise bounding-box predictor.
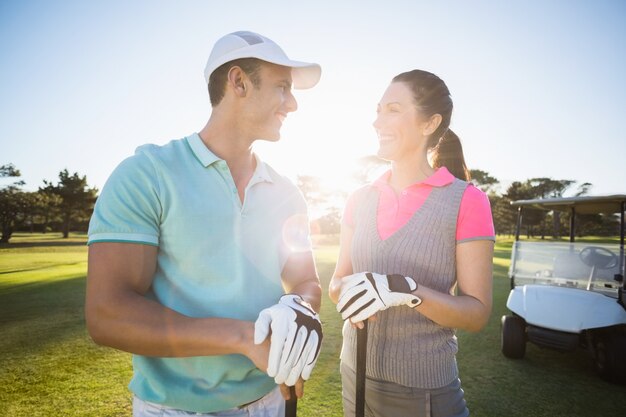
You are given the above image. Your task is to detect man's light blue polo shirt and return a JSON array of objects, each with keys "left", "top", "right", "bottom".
[{"left": 88, "top": 133, "right": 311, "bottom": 413}]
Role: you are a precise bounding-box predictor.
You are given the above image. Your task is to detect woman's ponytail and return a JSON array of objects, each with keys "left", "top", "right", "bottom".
[{"left": 431, "top": 129, "right": 471, "bottom": 181}]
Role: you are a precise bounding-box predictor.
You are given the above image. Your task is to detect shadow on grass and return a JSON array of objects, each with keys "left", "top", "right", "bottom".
[
  {"left": 0, "top": 240, "right": 86, "bottom": 249},
  {"left": 0, "top": 262, "right": 86, "bottom": 276},
  {"left": 0, "top": 274, "right": 87, "bottom": 354},
  {"left": 0, "top": 272, "right": 85, "bottom": 315},
  {"left": 493, "top": 248, "right": 512, "bottom": 262}
]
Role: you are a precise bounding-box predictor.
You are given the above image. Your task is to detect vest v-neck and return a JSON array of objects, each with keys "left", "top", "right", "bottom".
[
  {"left": 369, "top": 186, "right": 438, "bottom": 243},
  {"left": 369, "top": 167, "right": 455, "bottom": 241}
]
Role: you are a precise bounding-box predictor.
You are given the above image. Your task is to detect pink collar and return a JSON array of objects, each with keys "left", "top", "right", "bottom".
[{"left": 373, "top": 167, "right": 455, "bottom": 189}]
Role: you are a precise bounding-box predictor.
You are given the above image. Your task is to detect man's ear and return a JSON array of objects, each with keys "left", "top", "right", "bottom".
[
  {"left": 227, "top": 66, "right": 247, "bottom": 97},
  {"left": 422, "top": 113, "right": 442, "bottom": 137}
]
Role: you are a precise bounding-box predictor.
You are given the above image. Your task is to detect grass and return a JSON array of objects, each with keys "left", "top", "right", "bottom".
[
  {"left": 0, "top": 233, "right": 133, "bottom": 417},
  {"left": 1, "top": 233, "right": 625, "bottom": 416}
]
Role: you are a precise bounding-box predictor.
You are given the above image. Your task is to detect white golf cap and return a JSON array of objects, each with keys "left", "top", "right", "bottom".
[{"left": 204, "top": 31, "right": 321, "bottom": 89}]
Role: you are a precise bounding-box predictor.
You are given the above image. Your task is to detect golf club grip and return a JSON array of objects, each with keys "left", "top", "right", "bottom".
[
  {"left": 356, "top": 321, "right": 368, "bottom": 417},
  {"left": 285, "top": 385, "right": 297, "bottom": 417}
]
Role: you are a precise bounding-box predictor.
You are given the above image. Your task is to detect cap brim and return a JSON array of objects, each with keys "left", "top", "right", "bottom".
[
  {"left": 276, "top": 60, "right": 321, "bottom": 90},
  {"left": 251, "top": 55, "right": 320, "bottom": 89}
]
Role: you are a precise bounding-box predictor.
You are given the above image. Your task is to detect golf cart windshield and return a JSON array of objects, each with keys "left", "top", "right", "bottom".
[
  {"left": 509, "top": 195, "right": 626, "bottom": 298},
  {"left": 510, "top": 241, "right": 623, "bottom": 297}
]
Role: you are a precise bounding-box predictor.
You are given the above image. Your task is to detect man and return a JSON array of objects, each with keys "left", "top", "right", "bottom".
[{"left": 86, "top": 31, "right": 323, "bottom": 416}]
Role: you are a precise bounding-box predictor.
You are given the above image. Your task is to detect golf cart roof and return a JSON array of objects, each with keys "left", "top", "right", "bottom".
[{"left": 511, "top": 195, "right": 626, "bottom": 215}]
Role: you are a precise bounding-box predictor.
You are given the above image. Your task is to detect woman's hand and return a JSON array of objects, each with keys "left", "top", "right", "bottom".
[
  {"left": 349, "top": 315, "right": 378, "bottom": 330},
  {"left": 336, "top": 272, "right": 422, "bottom": 323}
]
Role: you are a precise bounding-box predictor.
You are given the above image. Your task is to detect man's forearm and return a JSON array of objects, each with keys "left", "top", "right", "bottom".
[
  {"left": 86, "top": 291, "right": 254, "bottom": 357},
  {"left": 289, "top": 279, "right": 322, "bottom": 312}
]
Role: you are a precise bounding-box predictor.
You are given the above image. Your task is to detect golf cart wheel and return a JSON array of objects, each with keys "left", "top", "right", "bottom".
[
  {"left": 501, "top": 315, "right": 526, "bottom": 359},
  {"left": 594, "top": 333, "right": 626, "bottom": 385}
]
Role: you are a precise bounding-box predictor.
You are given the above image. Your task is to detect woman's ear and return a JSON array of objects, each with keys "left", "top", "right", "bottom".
[{"left": 422, "top": 113, "right": 442, "bottom": 137}]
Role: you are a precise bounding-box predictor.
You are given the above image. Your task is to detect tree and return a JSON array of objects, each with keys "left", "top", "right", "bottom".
[
  {"left": 17, "top": 190, "right": 61, "bottom": 233},
  {"left": 316, "top": 208, "right": 341, "bottom": 235},
  {"left": 297, "top": 175, "right": 326, "bottom": 209},
  {"left": 527, "top": 178, "right": 570, "bottom": 238},
  {"left": 469, "top": 169, "right": 499, "bottom": 194},
  {"left": 19, "top": 191, "right": 39, "bottom": 233},
  {"left": 41, "top": 169, "right": 98, "bottom": 238},
  {"left": 503, "top": 181, "right": 545, "bottom": 238},
  {"left": 0, "top": 164, "right": 21, "bottom": 178},
  {"left": 352, "top": 155, "right": 389, "bottom": 185},
  {"left": 490, "top": 194, "right": 517, "bottom": 237},
  {"left": 0, "top": 164, "right": 26, "bottom": 243},
  {"left": 575, "top": 182, "right": 593, "bottom": 197},
  {"left": 0, "top": 188, "right": 28, "bottom": 243},
  {"left": 32, "top": 190, "right": 62, "bottom": 233},
  {"left": 501, "top": 177, "right": 590, "bottom": 239},
  {"left": 297, "top": 174, "right": 348, "bottom": 233}
]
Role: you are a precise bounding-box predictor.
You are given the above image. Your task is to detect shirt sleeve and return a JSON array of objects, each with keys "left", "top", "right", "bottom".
[
  {"left": 87, "top": 151, "right": 161, "bottom": 246},
  {"left": 342, "top": 185, "right": 371, "bottom": 229},
  {"left": 456, "top": 185, "right": 495, "bottom": 243}
]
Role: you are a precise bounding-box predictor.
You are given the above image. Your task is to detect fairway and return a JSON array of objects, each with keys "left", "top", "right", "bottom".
[{"left": 1, "top": 234, "right": 625, "bottom": 416}]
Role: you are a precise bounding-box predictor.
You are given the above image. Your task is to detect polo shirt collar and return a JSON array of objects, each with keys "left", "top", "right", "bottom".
[
  {"left": 187, "top": 133, "right": 221, "bottom": 167},
  {"left": 373, "top": 166, "right": 454, "bottom": 189},
  {"left": 251, "top": 154, "right": 274, "bottom": 184},
  {"left": 186, "top": 133, "right": 274, "bottom": 184},
  {"left": 423, "top": 167, "right": 455, "bottom": 186}
]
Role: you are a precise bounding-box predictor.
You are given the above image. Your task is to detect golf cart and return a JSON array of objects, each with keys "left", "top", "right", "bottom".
[{"left": 501, "top": 195, "right": 626, "bottom": 383}]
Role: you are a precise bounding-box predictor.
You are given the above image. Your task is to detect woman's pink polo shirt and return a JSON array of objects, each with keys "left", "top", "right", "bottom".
[{"left": 343, "top": 167, "right": 495, "bottom": 242}]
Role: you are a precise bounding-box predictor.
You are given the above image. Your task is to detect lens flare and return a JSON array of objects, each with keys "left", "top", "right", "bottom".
[{"left": 282, "top": 213, "right": 311, "bottom": 253}]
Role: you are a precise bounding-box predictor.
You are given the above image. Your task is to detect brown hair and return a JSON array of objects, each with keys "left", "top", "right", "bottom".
[
  {"left": 208, "top": 58, "right": 262, "bottom": 107},
  {"left": 392, "top": 70, "right": 471, "bottom": 181}
]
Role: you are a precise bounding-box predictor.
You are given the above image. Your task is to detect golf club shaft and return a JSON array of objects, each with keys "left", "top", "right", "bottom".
[
  {"left": 356, "top": 321, "right": 368, "bottom": 417},
  {"left": 285, "top": 385, "right": 297, "bottom": 417}
]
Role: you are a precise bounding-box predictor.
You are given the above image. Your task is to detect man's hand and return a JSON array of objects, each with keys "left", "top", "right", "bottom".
[
  {"left": 279, "top": 378, "right": 305, "bottom": 400},
  {"left": 244, "top": 331, "right": 271, "bottom": 373},
  {"left": 254, "top": 294, "right": 323, "bottom": 386},
  {"left": 336, "top": 272, "right": 421, "bottom": 323}
]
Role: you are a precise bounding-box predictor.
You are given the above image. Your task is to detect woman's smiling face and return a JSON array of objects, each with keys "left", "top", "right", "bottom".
[{"left": 373, "top": 81, "right": 429, "bottom": 162}]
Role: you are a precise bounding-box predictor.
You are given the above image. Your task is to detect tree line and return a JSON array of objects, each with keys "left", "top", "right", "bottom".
[
  {"left": 297, "top": 157, "right": 619, "bottom": 239},
  {"left": 467, "top": 170, "right": 615, "bottom": 238},
  {"left": 0, "top": 164, "right": 97, "bottom": 243},
  {"left": 1, "top": 159, "right": 619, "bottom": 244}
]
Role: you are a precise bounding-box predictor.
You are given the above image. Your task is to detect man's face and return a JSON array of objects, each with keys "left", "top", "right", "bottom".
[{"left": 245, "top": 63, "right": 298, "bottom": 142}]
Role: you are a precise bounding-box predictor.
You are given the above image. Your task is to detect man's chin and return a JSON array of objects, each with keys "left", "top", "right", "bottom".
[{"left": 256, "top": 134, "right": 281, "bottom": 142}]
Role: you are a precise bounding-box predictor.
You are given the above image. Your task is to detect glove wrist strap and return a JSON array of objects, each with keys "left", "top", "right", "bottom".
[{"left": 387, "top": 274, "right": 417, "bottom": 293}]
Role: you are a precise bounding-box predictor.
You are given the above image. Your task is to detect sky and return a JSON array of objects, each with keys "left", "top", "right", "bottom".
[{"left": 1, "top": 0, "right": 625, "bottom": 200}]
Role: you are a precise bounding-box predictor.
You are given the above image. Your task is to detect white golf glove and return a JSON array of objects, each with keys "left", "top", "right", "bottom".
[
  {"left": 254, "top": 294, "right": 323, "bottom": 386},
  {"left": 337, "top": 272, "right": 422, "bottom": 323}
]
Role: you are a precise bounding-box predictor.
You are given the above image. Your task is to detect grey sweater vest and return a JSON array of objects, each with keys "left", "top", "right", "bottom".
[{"left": 340, "top": 178, "right": 467, "bottom": 389}]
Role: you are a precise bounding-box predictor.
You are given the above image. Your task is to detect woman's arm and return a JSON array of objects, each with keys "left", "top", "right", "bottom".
[
  {"left": 328, "top": 223, "right": 355, "bottom": 304},
  {"left": 412, "top": 240, "right": 494, "bottom": 332}
]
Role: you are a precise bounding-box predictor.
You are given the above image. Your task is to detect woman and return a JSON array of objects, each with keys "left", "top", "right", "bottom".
[{"left": 328, "top": 70, "right": 495, "bottom": 417}]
